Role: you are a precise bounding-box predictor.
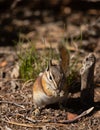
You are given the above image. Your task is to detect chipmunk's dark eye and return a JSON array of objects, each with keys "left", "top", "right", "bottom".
[{"left": 49, "top": 75, "right": 52, "bottom": 80}]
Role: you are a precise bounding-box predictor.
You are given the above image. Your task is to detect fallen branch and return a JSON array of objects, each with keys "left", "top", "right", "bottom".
[{"left": 0, "top": 100, "right": 25, "bottom": 109}]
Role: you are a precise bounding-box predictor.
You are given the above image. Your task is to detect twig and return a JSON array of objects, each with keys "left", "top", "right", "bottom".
[
  {"left": 1, "top": 119, "right": 43, "bottom": 128},
  {"left": 1, "top": 119, "right": 72, "bottom": 128},
  {"left": 0, "top": 100, "right": 25, "bottom": 109}
]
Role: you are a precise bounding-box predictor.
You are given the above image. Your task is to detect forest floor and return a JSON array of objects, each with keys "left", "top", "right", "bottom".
[{"left": 0, "top": 4, "right": 100, "bottom": 130}]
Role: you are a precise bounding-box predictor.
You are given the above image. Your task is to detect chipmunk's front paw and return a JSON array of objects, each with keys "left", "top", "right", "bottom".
[
  {"left": 59, "top": 90, "right": 64, "bottom": 97},
  {"left": 52, "top": 90, "right": 58, "bottom": 97},
  {"left": 32, "top": 108, "right": 41, "bottom": 116}
]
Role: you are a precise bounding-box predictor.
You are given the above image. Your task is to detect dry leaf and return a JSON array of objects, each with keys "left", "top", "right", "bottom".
[
  {"left": 67, "top": 112, "right": 78, "bottom": 120},
  {"left": 0, "top": 61, "right": 7, "bottom": 67}
]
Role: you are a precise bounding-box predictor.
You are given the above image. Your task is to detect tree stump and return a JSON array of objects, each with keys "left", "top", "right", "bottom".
[{"left": 80, "top": 53, "right": 96, "bottom": 108}]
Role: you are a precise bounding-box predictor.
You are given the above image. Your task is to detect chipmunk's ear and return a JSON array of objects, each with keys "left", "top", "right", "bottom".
[
  {"left": 46, "top": 60, "right": 52, "bottom": 71},
  {"left": 58, "top": 44, "right": 70, "bottom": 75}
]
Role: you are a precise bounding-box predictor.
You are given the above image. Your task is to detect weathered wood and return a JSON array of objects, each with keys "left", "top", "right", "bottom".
[{"left": 80, "top": 53, "right": 96, "bottom": 107}]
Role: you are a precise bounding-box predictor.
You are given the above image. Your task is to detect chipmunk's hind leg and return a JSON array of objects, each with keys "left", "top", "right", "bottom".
[{"left": 32, "top": 108, "right": 41, "bottom": 116}]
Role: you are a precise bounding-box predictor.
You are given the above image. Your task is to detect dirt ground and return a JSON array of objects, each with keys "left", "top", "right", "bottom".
[{"left": 0, "top": 1, "right": 100, "bottom": 130}]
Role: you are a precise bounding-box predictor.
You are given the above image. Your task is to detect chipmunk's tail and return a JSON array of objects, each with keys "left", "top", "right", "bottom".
[{"left": 58, "top": 44, "right": 70, "bottom": 76}]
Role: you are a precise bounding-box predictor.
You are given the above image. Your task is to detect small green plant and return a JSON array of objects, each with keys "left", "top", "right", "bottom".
[{"left": 17, "top": 40, "right": 42, "bottom": 81}]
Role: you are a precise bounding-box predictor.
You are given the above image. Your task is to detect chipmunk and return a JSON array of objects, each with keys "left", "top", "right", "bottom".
[{"left": 32, "top": 44, "right": 70, "bottom": 115}]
